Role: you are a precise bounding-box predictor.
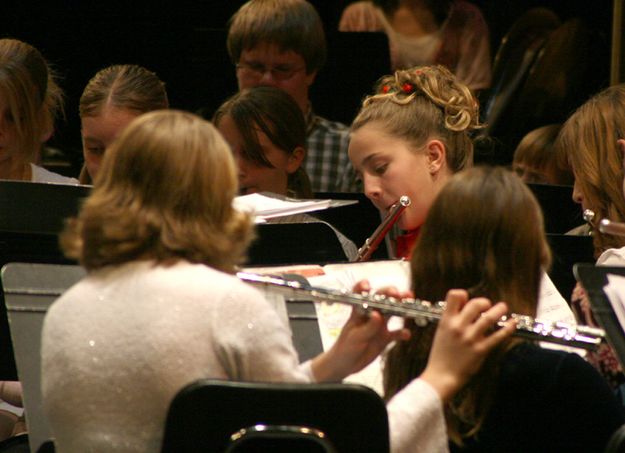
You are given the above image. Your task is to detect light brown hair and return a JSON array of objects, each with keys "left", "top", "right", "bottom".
[
  {"left": 383, "top": 166, "right": 550, "bottom": 444},
  {"left": 352, "top": 65, "right": 480, "bottom": 172},
  {"left": 557, "top": 84, "right": 625, "bottom": 255},
  {"left": 79, "top": 64, "right": 168, "bottom": 118},
  {"left": 62, "top": 110, "right": 253, "bottom": 273},
  {"left": 227, "top": 0, "right": 326, "bottom": 73},
  {"left": 0, "top": 38, "right": 63, "bottom": 162},
  {"left": 513, "top": 123, "right": 573, "bottom": 185},
  {"left": 78, "top": 64, "right": 169, "bottom": 183}
]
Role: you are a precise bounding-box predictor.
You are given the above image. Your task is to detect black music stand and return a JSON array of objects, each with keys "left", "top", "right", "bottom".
[
  {"left": 313, "top": 192, "right": 389, "bottom": 260},
  {"left": 527, "top": 183, "right": 581, "bottom": 234},
  {"left": 573, "top": 264, "right": 625, "bottom": 369},
  {"left": 0, "top": 181, "right": 89, "bottom": 379},
  {"left": 546, "top": 233, "right": 594, "bottom": 300},
  {"left": 247, "top": 222, "right": 349, "bottom": 266}
]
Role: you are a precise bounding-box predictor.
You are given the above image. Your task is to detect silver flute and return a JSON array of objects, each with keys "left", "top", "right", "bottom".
[
  {"left": 354, "top": 196, "right": 411, "bottom": 262},
  {"left": 584, "top": 209, "right": 625, "bottom": 236},
  {"left": 237, "top": 272, "right": 605, "bottom": 351}
]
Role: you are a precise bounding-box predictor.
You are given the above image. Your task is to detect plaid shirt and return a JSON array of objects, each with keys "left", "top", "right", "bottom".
[{"left": 305, "top": 109, "right": 361, "bottom": 193}]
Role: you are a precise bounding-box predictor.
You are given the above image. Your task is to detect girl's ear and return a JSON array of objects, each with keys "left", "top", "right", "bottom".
[
  {"left": 425, "top": 139, "right": 446, "bottom": 174},
  {"left": 286, "top": 146, "right": 306, "bottom": 174}
]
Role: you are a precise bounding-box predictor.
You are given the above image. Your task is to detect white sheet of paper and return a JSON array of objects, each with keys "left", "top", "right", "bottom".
[
  {"left": 604, "top": 274, "right": 625, "bottom": 334},
  {"left": 309, "top": 260, "right": 410, "bottom": 395},
  {"left": 233, "top": 193, "right": 332, "bottom": 222}
]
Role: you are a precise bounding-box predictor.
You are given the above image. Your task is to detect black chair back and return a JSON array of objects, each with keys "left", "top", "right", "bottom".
[
  {"left": 161, "top": 380, "right": 389, "bottom": 453},
  {"left": 546, "top": 234, "right": 594, "bottom": 300}
]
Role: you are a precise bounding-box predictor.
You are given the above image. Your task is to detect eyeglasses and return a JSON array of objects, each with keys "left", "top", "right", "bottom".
[{"left": 236, "top": 61, "right": 306, "bottom": 81}]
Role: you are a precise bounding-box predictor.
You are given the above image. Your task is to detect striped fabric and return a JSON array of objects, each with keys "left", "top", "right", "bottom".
[{"left": 305, "top": 110, "right": 361, "bottom": 193}]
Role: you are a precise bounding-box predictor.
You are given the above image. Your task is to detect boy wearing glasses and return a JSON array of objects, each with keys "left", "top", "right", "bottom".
[{"left": 227, "top": 0, "right": 359, "bottom": 193}]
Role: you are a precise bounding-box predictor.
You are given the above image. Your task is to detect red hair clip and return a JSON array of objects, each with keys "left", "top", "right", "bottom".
[
  {"left": 381, "top": 85, "right": 391, "bottom": 94},
  {"left": 401, "top": 82, "right": 415, "bottom": 94}
]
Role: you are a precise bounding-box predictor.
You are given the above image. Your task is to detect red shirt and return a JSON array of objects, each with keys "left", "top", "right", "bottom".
[{"left": 395, "top": 229, "right": 419, "bottom": 259}]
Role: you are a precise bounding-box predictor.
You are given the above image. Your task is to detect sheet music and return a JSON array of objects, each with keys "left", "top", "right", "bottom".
[
  {"left": 603, "top": 274, "right": 625, "bottom": 334},
  {"left": 309, "top": 260, "right": 410, "bottom": 395},
  {"left": 233, "top": 192, "right": 356, "bottom": 223}
]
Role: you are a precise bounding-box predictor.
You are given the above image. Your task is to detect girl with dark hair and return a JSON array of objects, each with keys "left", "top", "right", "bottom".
[{"left": 384, "top": 166, "right": 624, "bottom": 451}]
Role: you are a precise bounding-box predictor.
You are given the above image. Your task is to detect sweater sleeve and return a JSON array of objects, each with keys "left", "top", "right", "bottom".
[
  {"left": 211, "top": 281, "right": 311, "bottom": 384},
  {"left": 386, "top": 378, "right": 449, "bottom": 453}
]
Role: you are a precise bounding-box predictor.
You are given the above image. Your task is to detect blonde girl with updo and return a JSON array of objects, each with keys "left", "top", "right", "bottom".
[{"left": 348, "top": 64, "right": 480, "bottom": 258}]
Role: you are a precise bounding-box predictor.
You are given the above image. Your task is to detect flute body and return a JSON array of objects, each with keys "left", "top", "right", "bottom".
[
  {"left": 354, "top": 196, "right": 411, "bottom": 262},
  {"left": 237, "top": 272, "right": 605, "bottom": 351},
  {"left": 600, "top": 219, "right": 625, "bottom": 237},
  {"left": 582, "top": 210, "right": 625, "bottom": 237}
]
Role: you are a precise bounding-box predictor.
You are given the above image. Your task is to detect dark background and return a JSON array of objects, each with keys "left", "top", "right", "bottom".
[{"left": 1, "top": 0, "right": 614, "bottom": 171}]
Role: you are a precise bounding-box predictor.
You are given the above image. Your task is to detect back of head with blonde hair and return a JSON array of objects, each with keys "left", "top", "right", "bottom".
[
  {"left": 0, "top": 38, "right": 63, "bottom": 162},
  {"left": 352, "top": 65, "right": 481, "bottom": 172},
  {"left": 227, "top": 0, "right": 326, "bottom": 73},
  {"left": 62, "top": 110, "right": 253, "bottom": 273},
  {"left": 384, "top": 166, "right": 550, "bottom": 444},
  {"left": 557, "top": 84, "right": 625, "bottom": 255},
  {"left": 79, "top": 64, "right": 169, "bottom": 118}
]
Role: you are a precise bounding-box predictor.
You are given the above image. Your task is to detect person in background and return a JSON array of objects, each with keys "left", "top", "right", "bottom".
[
  {"left": 348, "top": 64, "right": 576, "bottom": 332},
  {"left": 384, "top": 166, "right": 624, "bottom": 452},
  {"left": 348, "top": 64, "right": 478, "bottom": 259},
  {"left": 558, "top": 84, "right": 625, "bottom": 393},
  {"left": 0, "top": 38, "right": 77, "bottom": 184},
  {"left": 214, "top": 86, "right": 312, "bottom": 198},
  {"left": 42, "top": 109, "right": 514, "bottom": 453},
  {"left": 78, "top": 64, "right": 168, "bottom": 184},
  {"left": 512, "top": 123, "right": 573, "bottom": 185},
  {"left": 339, "top": 0, "right": 491, "bottom": 92},
  {"left": 214, "top": 86, "right": 357, "bottom": 260},
  {"left": 227, "top": 0, "right": 359, "bottom": 193}
]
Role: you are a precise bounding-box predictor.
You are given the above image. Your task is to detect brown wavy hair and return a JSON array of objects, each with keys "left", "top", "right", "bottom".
[
  {"left": 62, "top": 110, "right": 253, "bottom": 273},
  {"left": 0, "top": 38, "right": 64, "bottom": 162},
  {"left": 213, "top": 86, "right": 312, "bottom": 198},
  {"left": 352, "top": 65, "right": 481, "bottom": 173},
  {"left": 557, "top": 84, "right": 625, "bottom": 256},
  {"left": 383, "top": 166, "right": 551, "bottom": 445}
]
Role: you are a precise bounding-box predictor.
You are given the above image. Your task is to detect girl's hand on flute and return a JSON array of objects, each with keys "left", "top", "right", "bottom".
[
  {"left": 420, "top": 289, "right": 516, "bottom": 401},
  {"left": 310, "top": 281, "right": 412, "bottom": 382}
]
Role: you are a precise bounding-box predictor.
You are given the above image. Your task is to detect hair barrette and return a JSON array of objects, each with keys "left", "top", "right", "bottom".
[{"left": 401, "top": 83, "right": 415, "bottom": 94}]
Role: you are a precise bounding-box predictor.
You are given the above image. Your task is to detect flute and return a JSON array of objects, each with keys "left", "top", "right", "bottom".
[
  {"left": 599, "top": 219, "right": 625, "bottom": 236},
  {"left": 354, "top": 196, "right": 411, "bottom": 262},
  {"left": 583, "top": 210, "right": 625, "bottom": 237},
  {"left": 237, "top": 272, "right": 605, "bottom": 351}
]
